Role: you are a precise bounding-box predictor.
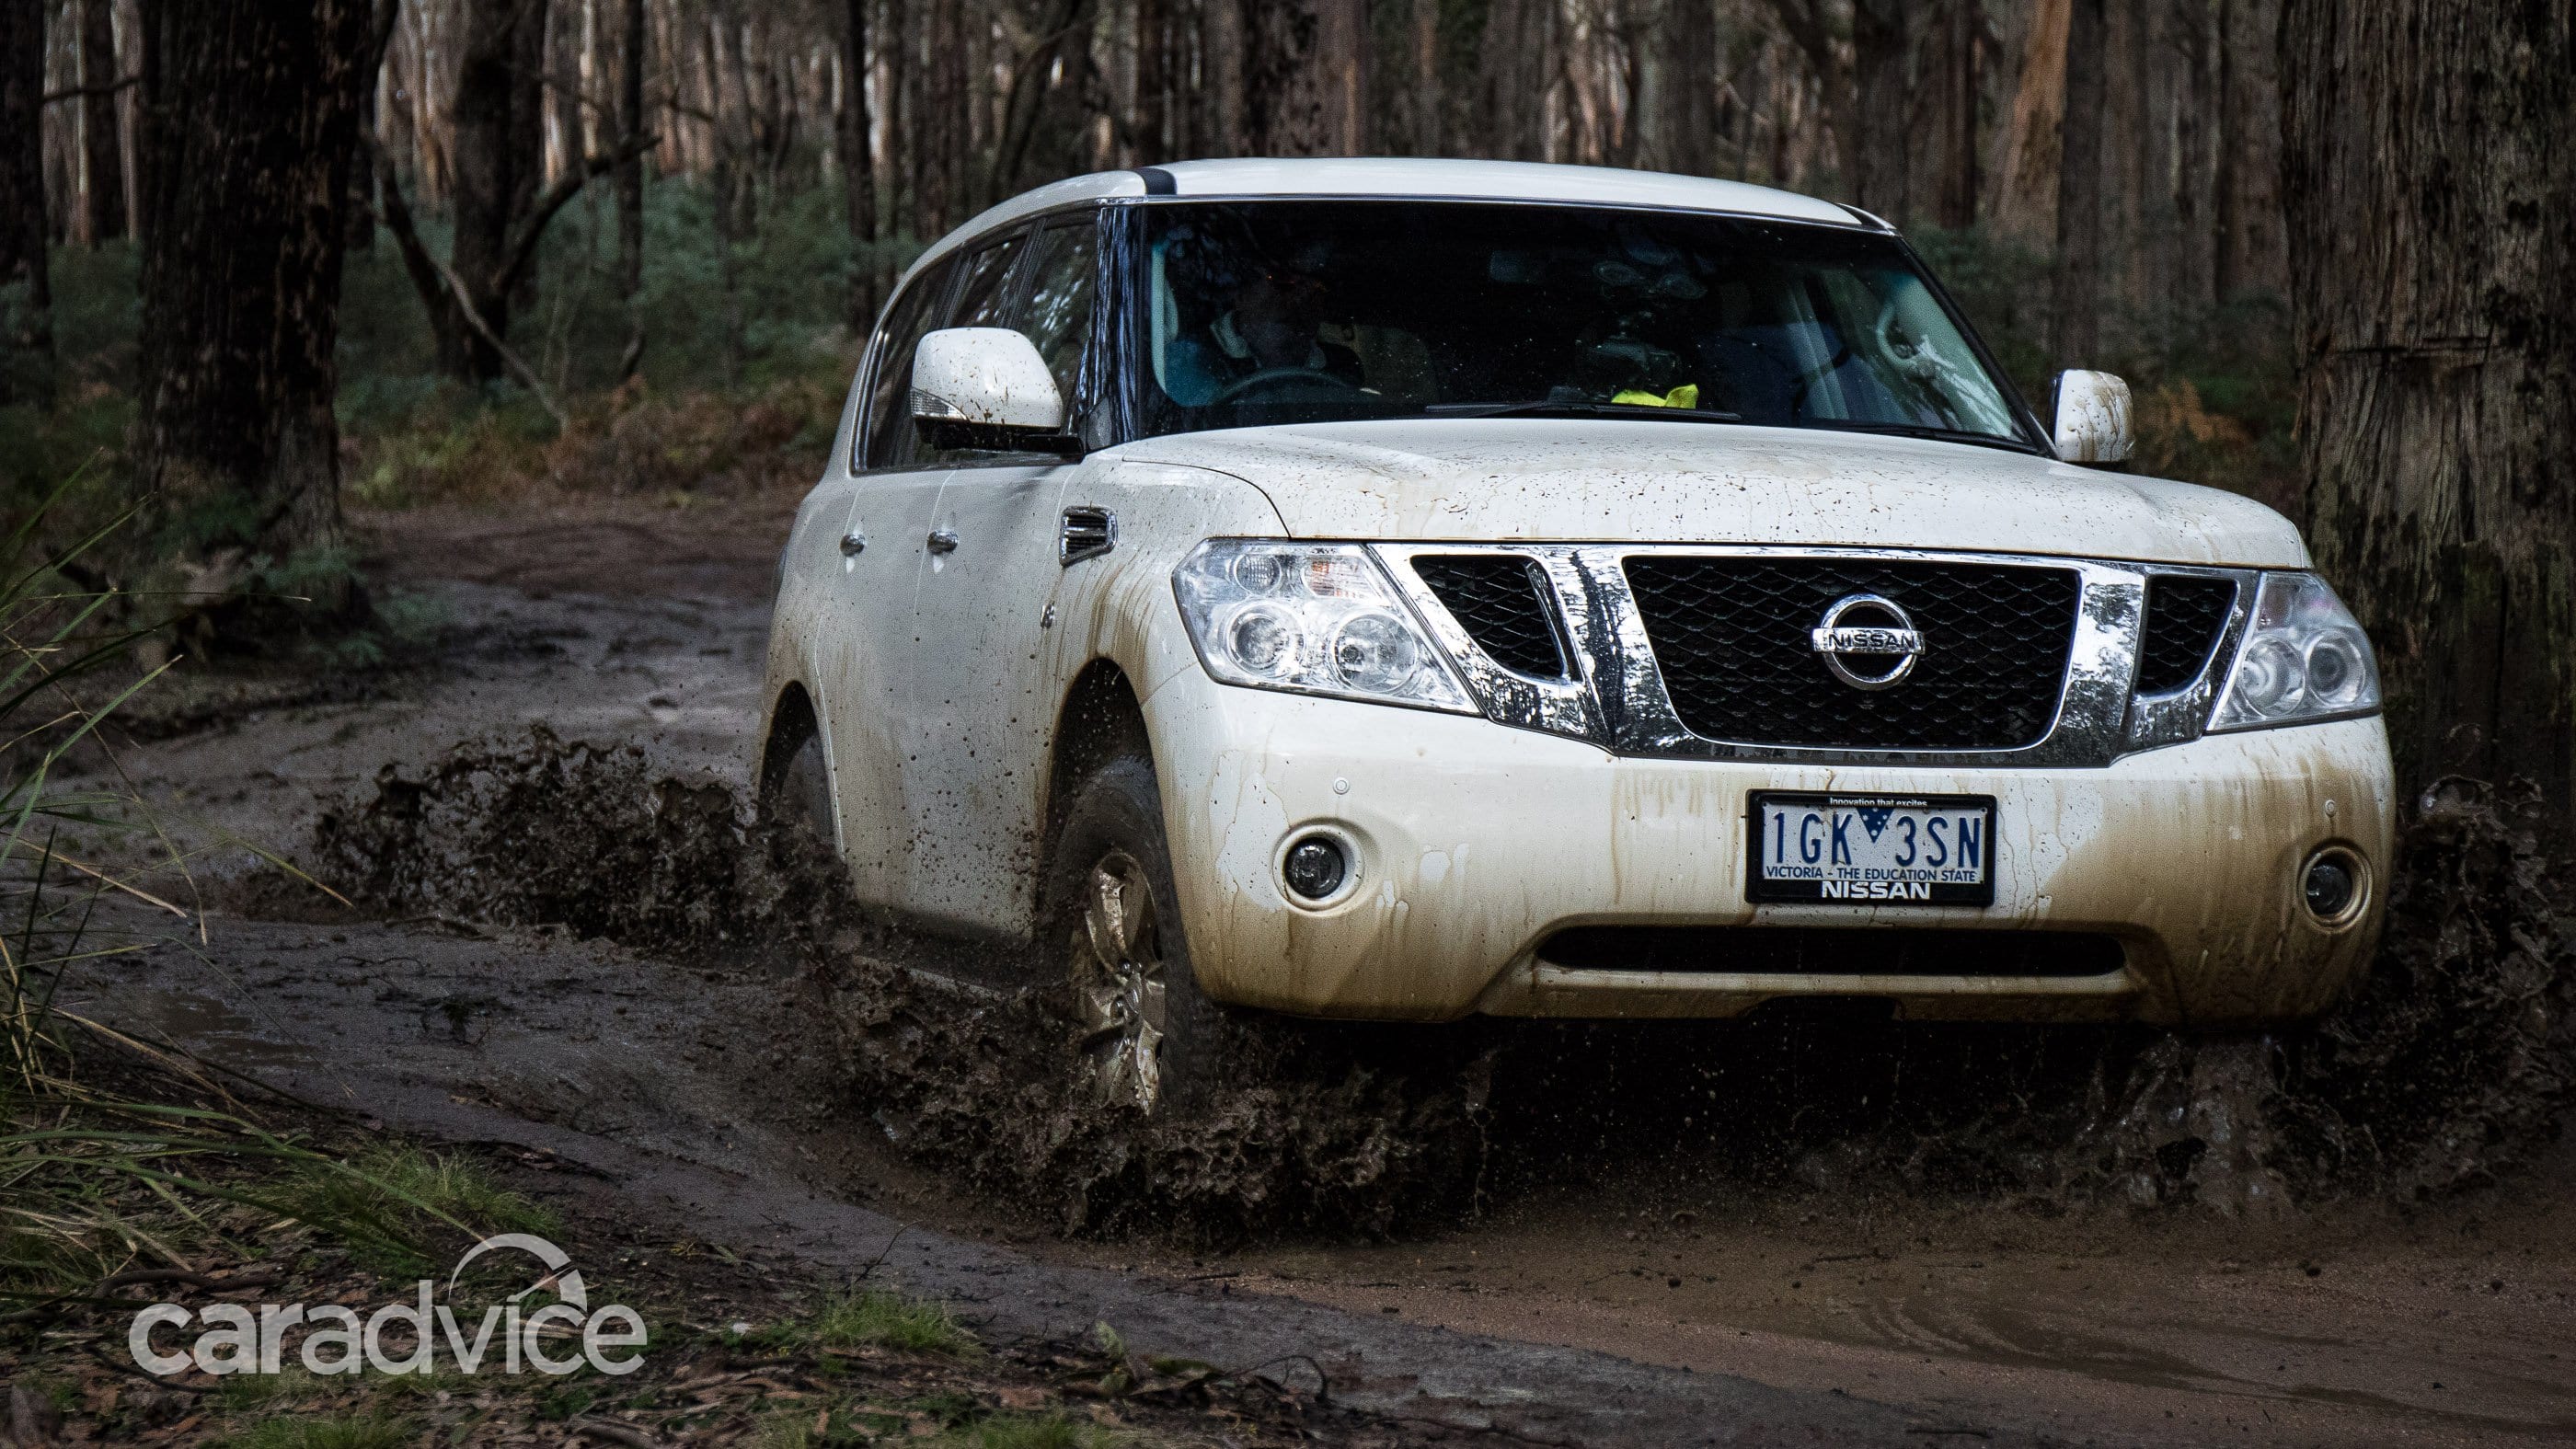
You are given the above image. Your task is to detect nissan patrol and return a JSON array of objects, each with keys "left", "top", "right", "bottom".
[{"left": 760, "top": 159, "right": 2393, "bottom": 1117}]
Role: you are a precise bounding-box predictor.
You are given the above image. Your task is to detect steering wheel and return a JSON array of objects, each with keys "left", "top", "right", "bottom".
[
  {"left": 1209, "top": 366, "right": 1362, "bottom": 406},
  {"left": 1872, "top": 294, "right": 1938, "bottom": 379}
]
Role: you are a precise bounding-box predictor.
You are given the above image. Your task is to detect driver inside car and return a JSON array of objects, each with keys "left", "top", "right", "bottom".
[{"left": 1212, "top": 267, "right": 1363, "bottom": 385}]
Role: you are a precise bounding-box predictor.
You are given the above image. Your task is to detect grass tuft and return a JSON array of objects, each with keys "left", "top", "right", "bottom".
[
  {"left": 212, "top": 1414, "right": 415, "bottom": 1449},
  {"left": 751, "top": 1287, "right": 981, "bottom": 1357}
]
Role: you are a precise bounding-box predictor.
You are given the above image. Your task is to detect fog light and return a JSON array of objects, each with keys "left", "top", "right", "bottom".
[
  {"left": 1282, "top": 835, "right": 1348, "bottom": 901},
  {"left": 2301, "top": 850, "right": 2362, "bottom": 923}
]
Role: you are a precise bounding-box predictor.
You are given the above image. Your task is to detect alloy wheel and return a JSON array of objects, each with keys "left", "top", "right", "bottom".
[{"left": 1068, "top": 849, "right": 1168, "bottom": 1113}]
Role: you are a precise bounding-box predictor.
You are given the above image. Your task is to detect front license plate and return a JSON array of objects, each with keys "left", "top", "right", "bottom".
[{"left": 1747, "top": 792, "right": 1997, "bottom": 905}]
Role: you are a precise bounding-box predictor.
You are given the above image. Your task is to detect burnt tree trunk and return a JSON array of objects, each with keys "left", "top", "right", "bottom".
[
  {"left": 1662, "top": 0, "right": 1716, "bottom": 177},
  {"left": 346, "top": 0, "right": 399, "bottom": 251},
  {"left": 1134, "top": 0, "right": 1168, "bottom": 161},
  {"left": 1930, "top": 0, "right": 1979, "bottom": 229},
  {"left": 447, "top": 0, "right": 549, "bottom": 381},
  {"left": 1242, "top": 0, "right": 1365, "bottom": 157},
  {"left": 616, "top": 0, "right": 645, "bottom": 374},
  {"left": 133, "top": 1, "right": 374, "bottom": 593},
  {"left": 2282, "top": 0, "right": 2576, "bottom": 831},
  {"left": 837, "top": 0, "right": 875, "bottom": 329},
  {"left": 1410, "top": 0, "right": 1442, "bottom": 157},
  {"left": 2048, "top": 0, "right": 2106, "bottom": 365},
  {"left": 0, "top": 0, "right": 51, "bottom": 406},
  {"left": 1198, "top": 0, "right": 1242, "bottom": 156},
  {"left": 76, "top": 0, "right": 122, "bottom": 244},
  {"left": 1846, "top": 0, "right": 1909, "bottom": 220}
]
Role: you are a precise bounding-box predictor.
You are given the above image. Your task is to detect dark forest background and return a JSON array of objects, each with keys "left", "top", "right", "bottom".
[{"left": 0, "top": 0, "right": 2567, "bottom": 834}]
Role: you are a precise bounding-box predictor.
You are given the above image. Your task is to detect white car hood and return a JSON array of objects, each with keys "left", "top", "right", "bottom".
[{"left": 1117, "top": 419, "right": 2309, "bottom": 567}]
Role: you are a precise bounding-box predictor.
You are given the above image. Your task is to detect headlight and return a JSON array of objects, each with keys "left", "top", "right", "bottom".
[
  {"left": 1174, "top": 541, "right": 1474, "bottom": 712},
  {"left": 2207, "top": 572, "right": 2381, "bottom": 731}
]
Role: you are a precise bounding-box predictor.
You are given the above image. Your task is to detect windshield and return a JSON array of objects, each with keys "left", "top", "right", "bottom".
[{"left": 1125, "top": 201, "right": 2031, "bottom": 448}]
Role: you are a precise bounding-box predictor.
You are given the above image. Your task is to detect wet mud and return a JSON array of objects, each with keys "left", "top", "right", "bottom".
[
  {"left": 310, "top": 731, "right": 2576, "bottom": 1244},
  {"left": 310, "top": 725, "right": 858, "bottom": 958}
]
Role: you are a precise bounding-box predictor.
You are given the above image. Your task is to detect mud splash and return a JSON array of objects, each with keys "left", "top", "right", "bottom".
[
  {"left": 836, "top": 982, "right": 1495, "bottom": 1242},
  {"left": 312, "top": 726, "right": 857, "bottom": 956},
  {"left": 313, "top": 730, "right": 1492, "bottom": 1242},
  {"left": 311, "top": 734, "right": 2575, "bottom": 1236}
]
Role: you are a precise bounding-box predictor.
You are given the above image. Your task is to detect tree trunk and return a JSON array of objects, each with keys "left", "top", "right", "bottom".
[
  {"left": 133, "top": 0, "right": 374, "bottom": 592},
  {"left": 1987, "top": 0, "right": 2067, "bottom": 247},
  {"left": 1242, "top": 0, "right": 1364, "bottom": 156},
  {"left": 1410, "top": 0, "right": 1441, "bottom": 157},
  {"left": 2282, "top": 0, "right": 2576, "bottom": 832},
  {"left": 1199, "top": 0, "right": 1242, "bottom": 156},
  {"left": 1761, "top": 1, "right": 1859, "bottom": 205},
  {"left": 1930, "top": 0, "right": 1978, "bottom": 229},
  {"left": 1134, "top": 0, "right": 1167, "bottom": 161},
  {"left": 2170, "top": 0, "right": 2212, "bottom": 310},
  {"left": 911, "top": 0, "right": 958, "bottom": 236},
  {"left": 346, "top": 0, "right": 398, "bottom": 253},
  {"left": 1661, "top": 0, "right": 1715, "bottom": 177},
  {"left": 2048, "top": 0, "right": 2105, "bottom": 366},
  {"left": 1476, "top": 0, "right": 1553, "bottom": 163},
  {"left": 617, "top": 0, "right": 646, "bottom": 374},
  {"left": 838, "top": 0, "right": 875, "bottom": 329},
  {"left": 450, "top": 0, "right": 550, "bottom": 380},
  {"left": 550, "top": 0, "right": 584, "bottom": 184},
  {"left": 76, "top": 0, "right": 122, "bottom": 244},
  {"left": 1846, "top": 0, "right": 1909, "bottom": 219},
  {"left": 2213, "top": 0, "right": 2284, "bottom": 303},
  {"left": 0, "top": 0, "right": 50, "bottom": 406}
]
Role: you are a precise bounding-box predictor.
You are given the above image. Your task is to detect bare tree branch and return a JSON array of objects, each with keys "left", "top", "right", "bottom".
[
  {"left": 363, "top": 130, "right": 569, "bottom": 430},
  {"left": 494, "top": 128, "right": 661, "bottom": 300}
]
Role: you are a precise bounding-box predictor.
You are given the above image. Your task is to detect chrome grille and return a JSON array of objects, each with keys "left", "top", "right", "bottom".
[
  {"left": 1413, "top": 554, "right": 1568, "bottom": 678},
  {"left": 2135, "top": 575, "right": 2237, "bottom": 694},
  {"left": 1622, "top": 557, "right": 2082, "bottom": 751}
]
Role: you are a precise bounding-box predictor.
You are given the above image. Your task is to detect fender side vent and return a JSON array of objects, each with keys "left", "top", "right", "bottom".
[
  {"left": 1059, "top": 506, "right": 1115, "bottom": 565},
  {"left": 1414, "top": 554, "right": 1569, "bottom": 678},
  {"left": 2137, "top": 575, "right": 2237, "bottom": 695}
]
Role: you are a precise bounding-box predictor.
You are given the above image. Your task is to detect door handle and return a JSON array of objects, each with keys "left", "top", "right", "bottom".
[
  {"left": 926, "top": 528, "right": 960, "bottom": 555},
  {"left": 839, "top": 531, "right": 867, "bottom": 557}
]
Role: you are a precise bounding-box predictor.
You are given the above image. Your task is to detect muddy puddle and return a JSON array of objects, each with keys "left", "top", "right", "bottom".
[{"left": 305, "top": 730, "right": 2576, "bottom": 1246}]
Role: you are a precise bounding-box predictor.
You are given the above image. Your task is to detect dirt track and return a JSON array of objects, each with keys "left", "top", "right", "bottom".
[{"left": 61, "top": 497, "right": 2576, "bottom": 1446}]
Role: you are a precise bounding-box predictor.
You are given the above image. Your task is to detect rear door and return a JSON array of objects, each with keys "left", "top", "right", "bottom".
[
  {"left": 812, "top": 249, "right": 965, "bottom": 904},
  {"left": 902, "top": 215, "right": 1103, "bottom": 937}
]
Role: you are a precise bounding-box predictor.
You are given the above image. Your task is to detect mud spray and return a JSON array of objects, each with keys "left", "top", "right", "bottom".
[{"left": 317, "top": 732, "right": 2575, "bottom": 1242}]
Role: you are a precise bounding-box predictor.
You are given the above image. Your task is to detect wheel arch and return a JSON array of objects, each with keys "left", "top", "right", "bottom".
[
  {"left": 1039, "top": 659, "right": 1154, "bottom": 888},
  {"left": 758, "top": 680, "right": 823, "bottom": 803}
]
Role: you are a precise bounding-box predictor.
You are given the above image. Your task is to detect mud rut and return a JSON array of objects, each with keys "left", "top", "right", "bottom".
[{"left": 63, "top": 507, "right": 2576, "bottom": 1445}]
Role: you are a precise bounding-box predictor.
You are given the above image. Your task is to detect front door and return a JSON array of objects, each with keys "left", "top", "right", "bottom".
[{"left": 901, "top": 217, "right": 1102, "bottom": 937}]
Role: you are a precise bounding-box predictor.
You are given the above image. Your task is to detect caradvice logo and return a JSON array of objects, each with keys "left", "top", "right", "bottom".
[{"left": 128, "top": 1233, "right": 647, "bottom": 1377}]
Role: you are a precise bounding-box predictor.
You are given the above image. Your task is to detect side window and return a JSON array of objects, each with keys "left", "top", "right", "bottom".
[
  {"left": 1015, "top": 222, "right": 1098, "bottom": 404},
  {"left": 913, "top": 236, "right": 1033, "bottom": 467},
  {"left": 949, "top": 236, "right": 1026, "bottom": 329},
  {"left": 860, "top": 257, "right": 958, "bottom": 471}
]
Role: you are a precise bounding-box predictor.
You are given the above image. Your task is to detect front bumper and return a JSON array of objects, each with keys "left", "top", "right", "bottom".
[{"left": 1145, "top": 676, "right": 2393, "bottom": 1027}]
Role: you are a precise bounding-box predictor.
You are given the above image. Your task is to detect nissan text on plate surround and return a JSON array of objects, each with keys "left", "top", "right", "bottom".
[{"left": 758, "top": 157, "right": 2396, "bottom": 1117}]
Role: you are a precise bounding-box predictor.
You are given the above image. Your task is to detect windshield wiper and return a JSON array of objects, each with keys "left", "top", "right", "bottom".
[
  {"left": 1425, "top": 400, "right": 1745, "bottom": 424},
  {"left": 1791, "top": 420, "right": 2041, "bottom": 454}
]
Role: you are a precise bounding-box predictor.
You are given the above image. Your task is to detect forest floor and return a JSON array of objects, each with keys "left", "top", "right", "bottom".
[{"left": 33, "top": 489, "right": 2576, "bottom": 1446}]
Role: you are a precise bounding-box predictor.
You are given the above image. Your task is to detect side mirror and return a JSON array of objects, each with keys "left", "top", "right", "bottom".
[
  {"left": 910, "top": 328, "right": 1079, "bottom": 454},
  {"left": 2049, "top": 369, "right": 2133, "bottom": 466}
]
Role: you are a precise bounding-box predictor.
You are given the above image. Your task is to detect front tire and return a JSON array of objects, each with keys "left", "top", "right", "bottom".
[
  {"left": 1046, "top": 756, "right": 1228, "bottom": 1118},
  {"left": 760, "top": 723, "right": 837, "bottom": 850}
]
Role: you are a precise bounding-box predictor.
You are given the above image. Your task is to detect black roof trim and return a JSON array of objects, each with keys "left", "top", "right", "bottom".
[{"left": 1134, "top": 167, "right": 1178, "bottom": 197}]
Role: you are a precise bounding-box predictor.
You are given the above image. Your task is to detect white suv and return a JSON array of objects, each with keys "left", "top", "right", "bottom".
[{"left": 762, "top": 159, "right": 2392, "bottom": 1116}]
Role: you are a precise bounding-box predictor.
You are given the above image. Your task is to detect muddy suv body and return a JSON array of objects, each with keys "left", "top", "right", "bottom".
[{"left": 763, "top": 160, "right": 2391, "bottom": 1109}]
